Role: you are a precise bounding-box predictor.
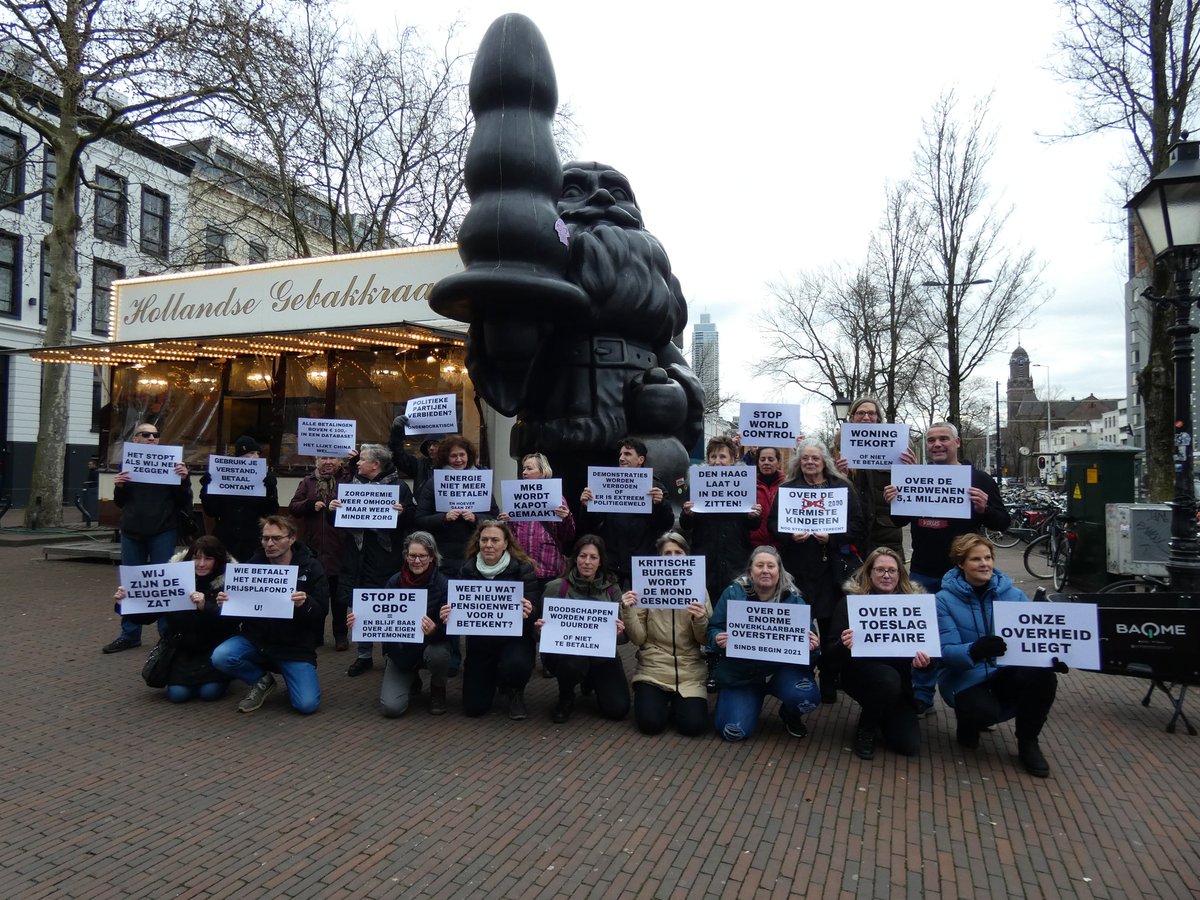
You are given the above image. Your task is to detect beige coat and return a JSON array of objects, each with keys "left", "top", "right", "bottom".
[{"left": 620, "top": 599, "right": 713, "bottom": 699}]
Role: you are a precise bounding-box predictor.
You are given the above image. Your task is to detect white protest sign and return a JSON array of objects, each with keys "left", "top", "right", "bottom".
[
  {"left": 848, "top": 595, "right": 941, "bottom": 658},
  {"left": 351, "top": 588, "right": 426, "bottom": 643},
  {"left": 888, "top": 464, "right": 972, "bottom": 520},
  {"left": 539, "top": 598, "right": 617, "bottom": 658},
  {"left": 207, "top": 454, "right": 267, "bottom": 496},
  {"left": 586, "top": 467, "right": 652, "bottom": 513},
  {"left": 777, "top": 487, "right": 850, "bottom": 533},
  {"left": 501, "top": 478, "right": 562, "bottom": 522},
  {"left": 221, "top": 563, "right": 298, "bottom": 619},
  {"left": 297, "top": 418, "right": 356, "bottom": 456},
  {"left": 688, "top": 465, "right": 755, "bottom": 513},
  {"left": 434, "top": 469, "right": 494, "bottom": 513},
  {"left": 839, "top": 423, "right": 910, "bottom": 469},
  {"left": 993, "top": 601, "right": 1100, "bottom": 671},
  {"left": 404, "top": 393, "right": 458, "bottom": 434},
  {"left": 335, "top": 482, "right": 401, "bottom": 527},
  {"left": 739, "top": 403, "right": 802, "bottom": 449},
  {"left": 118, "top": 562, "right": 196, "bottom": 614},
  {"left": 446, "top": 580, "right": 524, "bottom": 636},
  {"left": 725, "top": 599, "right": 812, "bottom": 665},
  {"left": 121, "top": 443, "right": 183, "bottom": 485},
  {"left": 631, "top": 555, "right": 707, "bottom": 608}
]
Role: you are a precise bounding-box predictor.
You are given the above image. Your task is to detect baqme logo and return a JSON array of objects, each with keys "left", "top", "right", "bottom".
[{"left": 1115, "top": 621, "right": 1188, "bottom": 639}]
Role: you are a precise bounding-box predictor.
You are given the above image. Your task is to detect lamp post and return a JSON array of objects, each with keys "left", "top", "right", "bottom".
[
  {"left": 922, "top": 278, "right": 993, "bottom": 425},
  {"left": 830, "top": 393, "right": 852, "bottom": 423},
  {"left": 1032, "top": 363, "right": 1053, "bottom": 481},
  {"left": 1126, "top": 136, "right": 1200, "bottom": 592}
]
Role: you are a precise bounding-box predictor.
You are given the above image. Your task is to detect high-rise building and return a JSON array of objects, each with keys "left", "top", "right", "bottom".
[{"left": 691, "top": 312, "right": 719, "bottom": 412}]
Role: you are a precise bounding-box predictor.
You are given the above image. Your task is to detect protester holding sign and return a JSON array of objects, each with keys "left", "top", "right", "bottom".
[
  {"left": 115, "top": 536, "right": 234, "bottom": 703},
  {"left": 834, "top": 397, "right": 912, "bottom": 556},
  {"left": 103, "top": 422, "right": 193, "bottom": 655},
  {"left": 200, "top": 435, "right": 279, "bottom": 562},
  {"left": 329, "top": 444, "right": 415, "bottom": 678},
  {"left": 748, "top": 447, "right": 785, "bottom": 551},
  {"left": 346, "top": 532, "right": 452, "bottom": 717},
  {"left": 825, "top": 548, "right": 933, "bottom": 760},
  {"left": 619, "top": 532, "right": 712, "bottom": 736},
  {"left": 935, "top": 534, "right": 1060, "bottom": 777},
  {"left": 680, "top": 436, "right": 760, "bottom": 602},
  {"left": 537, "top": 535, "right": 629, "bottom": 724},
  {"left": 415, "top": 436, "right": 498, "bottom": 576},
  {"left": 211, "top": 515, "right": 329, "bottom": 715},
  {"left": 579, "top": 438, "right": 676, "bottom": 589},
  {"left": 707, "top": 547, "right": 821, "bottom": 741},
  {"left": 442, "top": 520, "right": 541, "bottom": 720},
  {"left": 769, "top": 439, "right": 865, "bottom": 703},
  {"left": 288, "top": 454, "right": 355, "bottom": 649},
  {"left": 389, "top": 415, "right": 439, "bottom": 496},
  {"left": 503, "top": 453, "right": 575, "bottom": 590}
]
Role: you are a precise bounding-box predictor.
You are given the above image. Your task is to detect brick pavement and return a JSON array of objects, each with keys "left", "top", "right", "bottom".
[{"left": 0, "top": 540, "right": 1197, "bottom": 899}]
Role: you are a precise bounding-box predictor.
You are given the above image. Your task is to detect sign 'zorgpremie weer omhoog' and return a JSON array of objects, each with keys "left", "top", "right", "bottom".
[{"left": 109, "top": 245, "right": 465, "bottom": 343}]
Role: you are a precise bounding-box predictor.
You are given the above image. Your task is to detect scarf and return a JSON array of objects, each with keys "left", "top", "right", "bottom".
[
  {"left": 314, "top": 470, "right": 339, "bottom": 505},
  {"left": 475, "top": 551, "right": 511, "bottom": 578},
  {"left": 400, "top": 565, "right": 435, "bottom": 588}
]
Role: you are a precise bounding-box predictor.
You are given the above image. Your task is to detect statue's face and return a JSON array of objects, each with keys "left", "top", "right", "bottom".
[{"left": 558, "top": 163, "right": 644, "bottom": 229}]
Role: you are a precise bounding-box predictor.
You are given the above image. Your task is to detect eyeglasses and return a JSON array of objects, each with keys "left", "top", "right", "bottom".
[
  {"left": 406, "top": 553, "right": 431, "bottom": 562},
  {"left": 135, "top": 431, "right": 159, "bottom": 438},
  {"left": 871, "top": 568, "right": 899, "bottom": 576},
  {"left": 261, "top": 533, "right": 292, "bottom": 543}
]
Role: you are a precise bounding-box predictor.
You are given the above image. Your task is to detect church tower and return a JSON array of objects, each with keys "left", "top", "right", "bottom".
[{"left": 1007, "top": 346, "right": 1037, "bottom": 422}]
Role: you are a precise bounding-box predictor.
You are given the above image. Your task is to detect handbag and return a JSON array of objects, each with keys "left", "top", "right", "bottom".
[{"left": 141, "top": 635, "right": 179, "bottom": 688}]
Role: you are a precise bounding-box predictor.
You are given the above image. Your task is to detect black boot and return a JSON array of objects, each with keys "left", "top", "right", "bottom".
[
  {"left": 956, "top": 715, "right": 980, "bottom": 749},
  {"left": 853, "top": 715, "right": 876, "bottom": 760},
  {"left": 1018, "top": 738, "right": 1050, "bottom": 777},
  {"left": 551, "top": 692, "right": 574, "bottom": 724}
]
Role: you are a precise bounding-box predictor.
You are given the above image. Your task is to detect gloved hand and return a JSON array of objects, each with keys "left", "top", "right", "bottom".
[
  {"left": 199, "top": 472, "right": 212, "bottom": 486},
  {"left": 969, "top": 635, "right": 1007, "bottom": 662},
  {"left": 1050, "top": 656, "right": 1070, "bottom": 674},
  {"left": 392, "top": 414, "right": 409, "bottom": 429}
]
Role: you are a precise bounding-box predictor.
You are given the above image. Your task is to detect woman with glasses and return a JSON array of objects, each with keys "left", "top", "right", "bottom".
[
  {"left": 441, "top": 519, "right": 541, "bottom": 720},
  {"left": 347, "top": 532, "right": 452, "bottom": 716},
  {"left": 826, "top": 547, "right": 932, "bottom": 760},
  {"left": 833, "top": 396, "right": 914, "bottom": 557}
]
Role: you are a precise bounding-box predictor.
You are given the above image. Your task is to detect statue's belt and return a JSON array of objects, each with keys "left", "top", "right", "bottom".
[{"left": 556, "top": 338, "right": 658, "bottom": 369}]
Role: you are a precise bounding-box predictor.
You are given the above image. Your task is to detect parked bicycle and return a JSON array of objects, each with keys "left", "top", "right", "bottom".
[
  {"left": 1096, "top": 574, "right": 1170, "bottom": 594},
  {"left": 1022, "top": 511, "right": 1080, "bottom": 591}
]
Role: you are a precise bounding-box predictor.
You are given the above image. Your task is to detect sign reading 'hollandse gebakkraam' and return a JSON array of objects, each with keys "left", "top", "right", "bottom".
[
  {"left": 118, "top": 562, "right": 196, "bottom": 614},
  {"left": 434, "top": 469, "right": 493, "bottom": 512},
  {"left": 351, "top": 588, "right": 426, "bottom": 643},
  {"left": 221, "top": 564, "right": 297, "bottom": 619},
  {"left": 848, "top": 595, "right": 941, "bottom": 658},
  {"left": 207, "top": 454, "right": 267, "bottom": 496},
  {"left": 122, "top": 443, "right": 183, "bottom": 485},
  {"left": 739, "top": 403, "right": 802, "bottom": 449},
  {"left": 839, "top": 423, "right": 910, "bottom": 469},
  {"left": 501, "top": 478, "right": 562, "bottom": 522},
  {"left": 446, "top": 580, "right": 523, "bottom": 636},
  {"left": 297, "top": 418, "right": 356, "bottom": 457},
  {"left": 993, "top": 601, "right": 1100, "bottom": 670},
  {"left": 539, "top": 598, "right": 617, "bottom": 658},
  {"left": 404, "top": 393, "right": 457, "bottom": 434},
  {"left": 586, "top": 467, "right": 652, "bottom": 513},
  {"left": 335, "top": 483, "right": 400, "bottom": 527},
  {"left": 777, "top": 487, "right": 849, "bottom": 533},
  {"left": 688, "top": 465, "right": 755, "bottom": 513},
  {"left": 888, "top": 464, "right": 971, "bottom": 519},
  {"left": 631, "top": 556, "right": 706, "bottom": 608},
  {"left": 725, "top": 599, "right": 812, "bottom": 665}
]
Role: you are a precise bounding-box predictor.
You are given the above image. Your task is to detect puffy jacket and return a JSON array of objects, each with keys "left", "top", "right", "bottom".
[
  {"left": 621, "top": 598, "right": 711, "bottom": 699},
  {"left": 707, "top": 579, "right": 812, "bottom": 689},
  {"left": 935, "top": 566, "right": 1028, "bottom": 706}
]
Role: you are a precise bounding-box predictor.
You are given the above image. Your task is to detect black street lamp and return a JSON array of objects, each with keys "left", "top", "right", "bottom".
[
  {"left": 831, "top": 393, "right": 852, "bottom": 423},
  {"left": 1126, "top": 136, "right": 1200, "bottom": 592}
]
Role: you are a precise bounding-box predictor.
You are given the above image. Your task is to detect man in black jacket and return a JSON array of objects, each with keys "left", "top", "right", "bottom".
[{"left": 211, "top": 515, "right": 329, "bottom": 714}]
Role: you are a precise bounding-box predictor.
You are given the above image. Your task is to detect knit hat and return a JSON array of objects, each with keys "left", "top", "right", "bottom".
[{"left": 234, "top": 434, "right": 261, "bottom": 456}]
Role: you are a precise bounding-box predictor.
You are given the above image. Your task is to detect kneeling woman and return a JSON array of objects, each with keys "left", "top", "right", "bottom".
[
  {"left": 538, "top": 535, "right": 629, "bottom": 723},
  {"left": 441, "top": 520, "right": 542, "bottom": 720},
  {"left": 937, "top": 533, "right": 1061, "bottom": 777},
  {"left": 826, "top": 547, "right": 932, "bottom": 760},
  {"left": 115, "top": 536, "right": 233, "bottom": 703},
  {"left": 707, "top": 546, "right": 821, "bottom": 741},
  {"left": 347, "top": 531, "right": 453, "bottom": 717}
]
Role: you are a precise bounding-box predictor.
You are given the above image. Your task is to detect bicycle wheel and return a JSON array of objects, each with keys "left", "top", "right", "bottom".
[
  {"left": 1023, "top": 533, "right": 1054, "bottom": 580},
  {"left": 1052, "top": 542, "right": 1071, "bottom": 591},
  {"left": 1097, "top": 578, "right": 1168, "bottom": 594},
  {"left": 984, "top": 527, "right": 1021, "bottom": 549}
]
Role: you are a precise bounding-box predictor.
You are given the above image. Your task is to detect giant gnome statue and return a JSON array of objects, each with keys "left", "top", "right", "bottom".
[{"left": 430, "top": 14, "right": 704, "bottom": 507}]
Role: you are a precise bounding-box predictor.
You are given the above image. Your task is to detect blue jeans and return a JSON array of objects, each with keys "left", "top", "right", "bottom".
[
  {"left": 166, "top": 682, "right": 228, "bottom": 703},
  {"left": 210, "top": 636, "right": 321, "bottom": 714},
  {"left": 714, "top": 665, "right": 820, "bottom": 741},
  {"left": 119, "top": 530, "right": 177, "bottom": 642},
  {"left": 909, "top": 569, "right": 945, "bottom": 706}
]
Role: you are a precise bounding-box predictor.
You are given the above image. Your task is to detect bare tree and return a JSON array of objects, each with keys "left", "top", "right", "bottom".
[
  {"left": 0, "top": 0, "right": 282, "bottom": 528},
  {"left": 1054, "top": 0, "right": 1200, "bottom": 501},
  {"left": 914, "top": 92, "right": 1046, "bottom": 427}
]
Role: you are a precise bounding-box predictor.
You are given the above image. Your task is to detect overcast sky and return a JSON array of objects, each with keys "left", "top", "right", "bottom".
[{"left": 350, "top": 0, "right": 1135, "bottom": 432}]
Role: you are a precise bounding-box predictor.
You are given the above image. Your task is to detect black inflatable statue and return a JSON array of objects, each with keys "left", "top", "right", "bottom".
[{"left": 430, "top": 14, "right": 704, "bottom": 506}]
